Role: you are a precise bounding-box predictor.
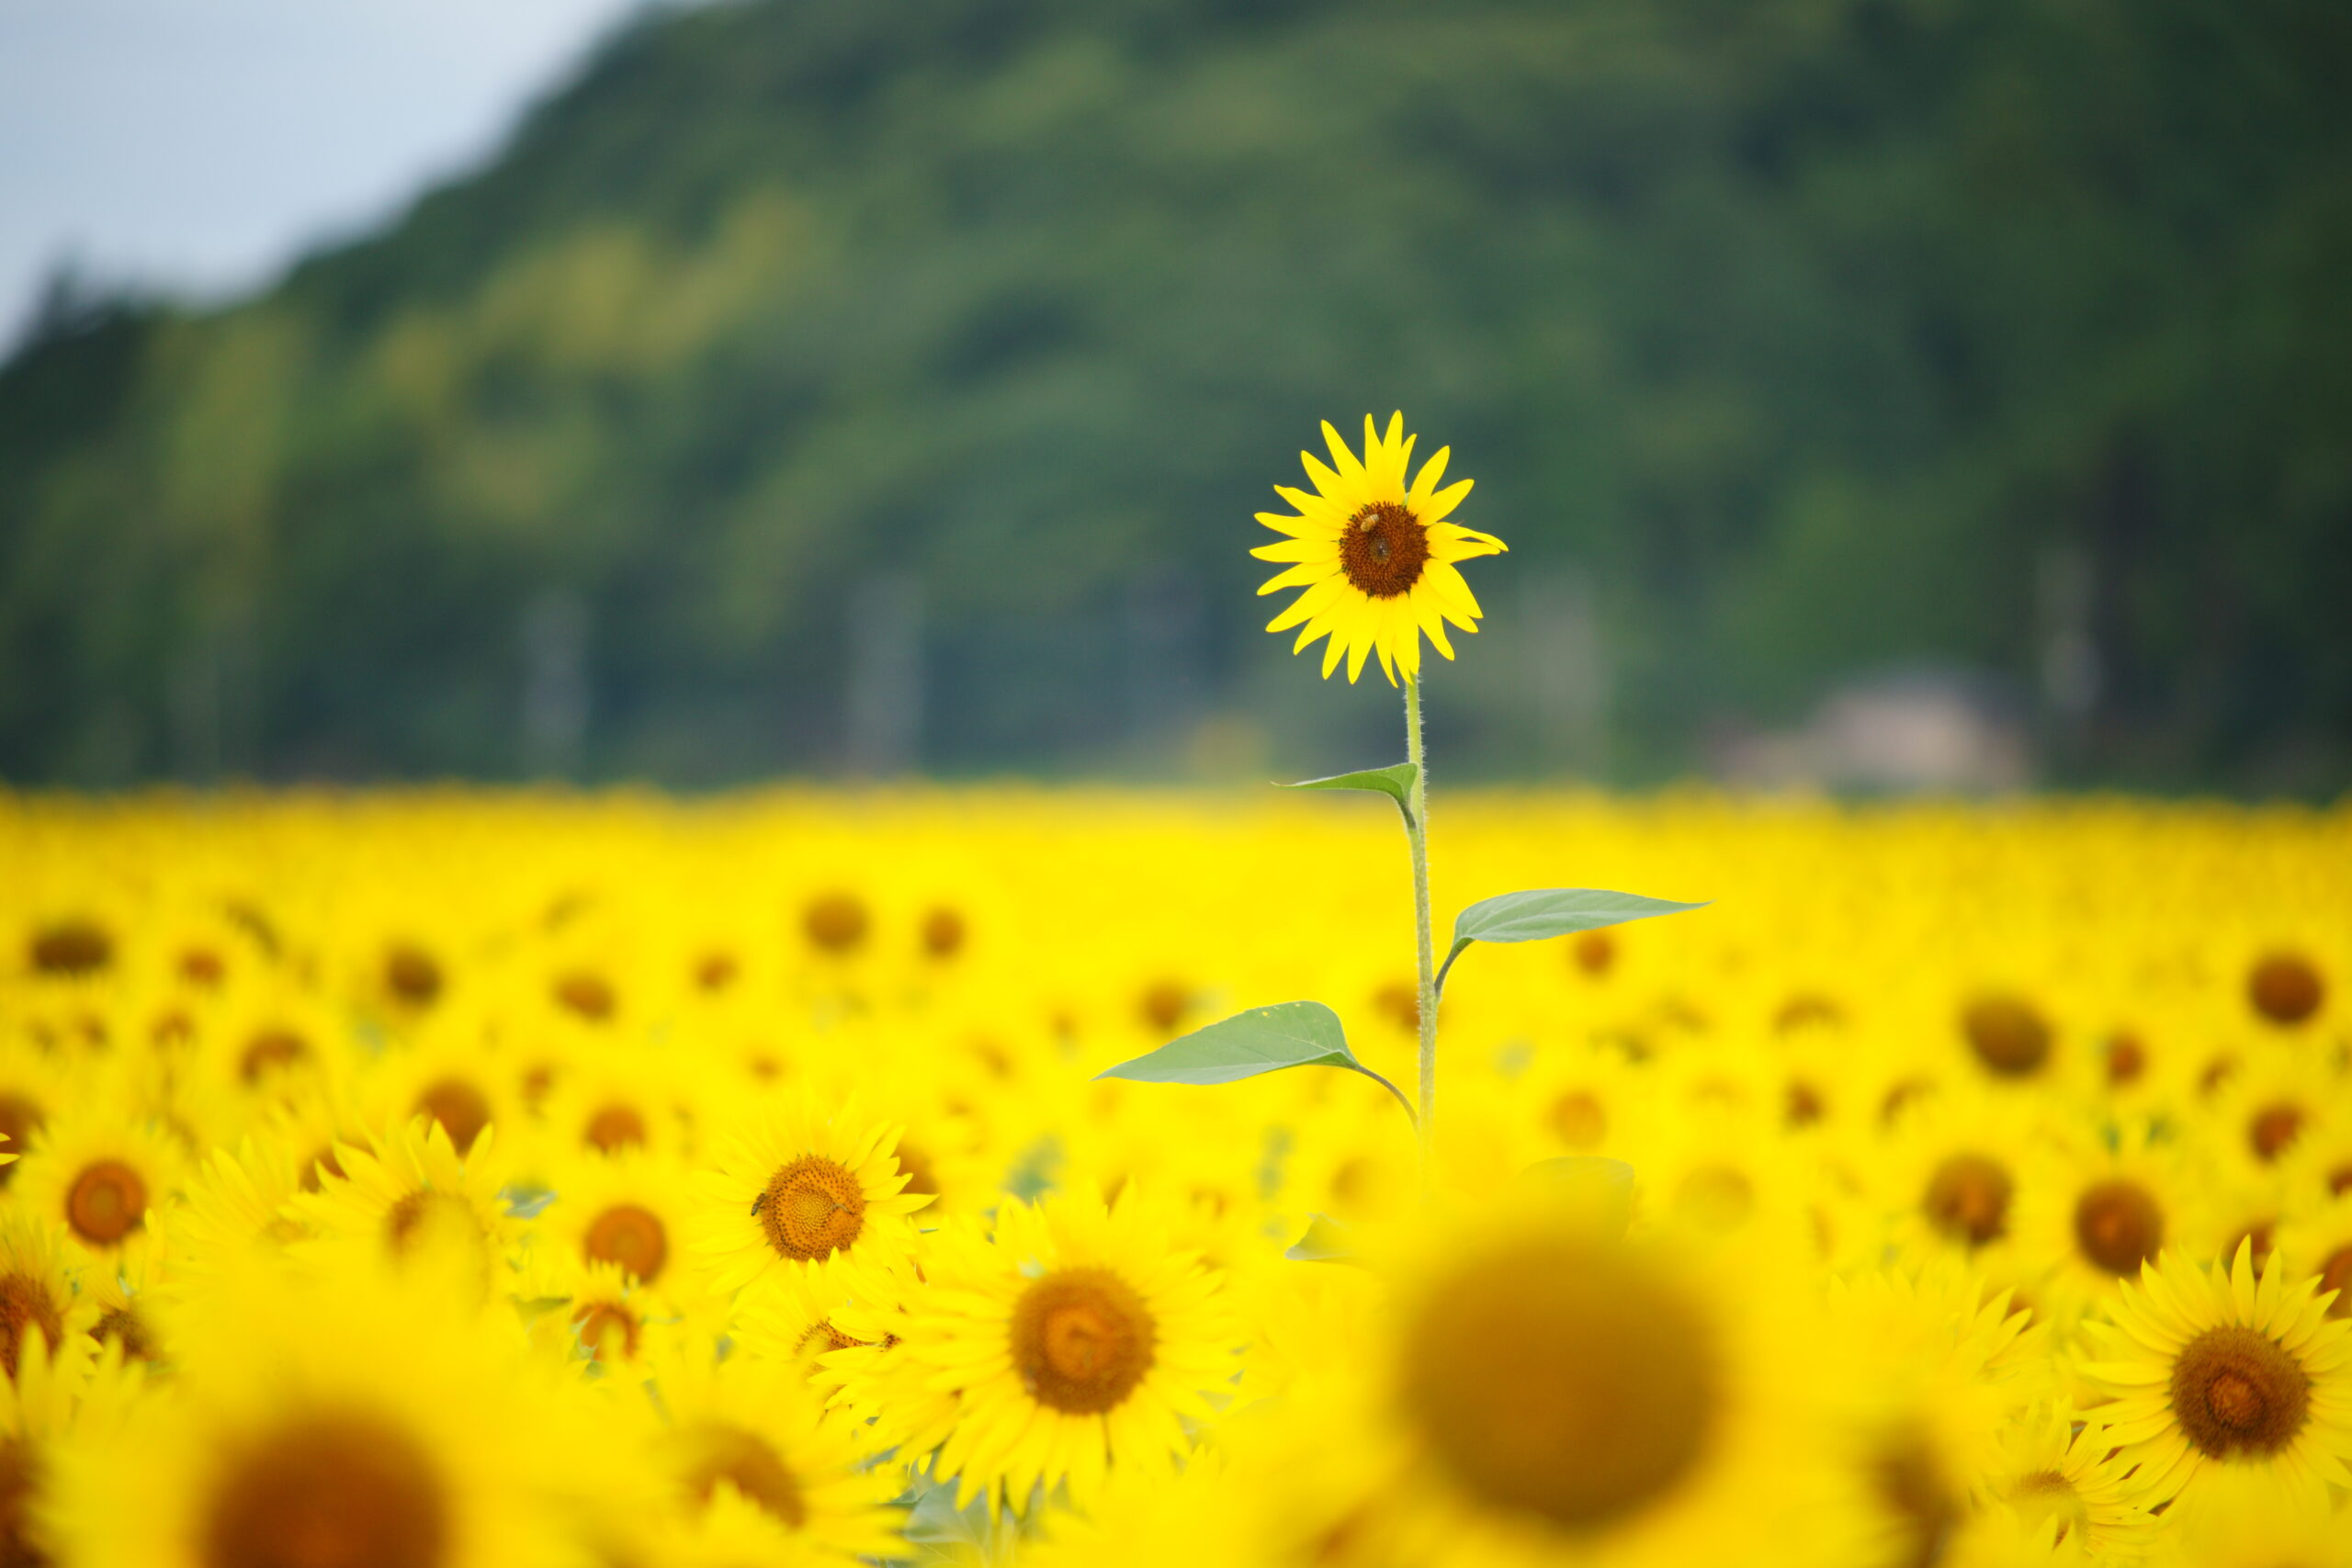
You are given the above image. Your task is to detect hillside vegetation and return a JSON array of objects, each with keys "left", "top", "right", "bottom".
[{"left": 3, "top": 0, "right": 2346, "bottom": 786}]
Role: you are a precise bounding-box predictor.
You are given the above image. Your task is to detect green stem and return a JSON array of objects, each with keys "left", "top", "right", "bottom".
[{"left": 1404, "top": 676, "right": 1436, "bottom": 1171}]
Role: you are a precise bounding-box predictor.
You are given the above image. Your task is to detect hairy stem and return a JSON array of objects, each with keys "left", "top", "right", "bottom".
[{"left": 1405, "top": 676, "right": 1436, "bottom": 1172}]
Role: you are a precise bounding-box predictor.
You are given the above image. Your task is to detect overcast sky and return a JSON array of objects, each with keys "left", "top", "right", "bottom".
[{"left": 0, "top": 0, "right": 660, "bottom": 347}]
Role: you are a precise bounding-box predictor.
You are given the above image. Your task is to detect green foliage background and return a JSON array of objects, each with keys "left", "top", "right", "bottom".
[{"left": 3, "top": 0, "right": 2346, "bottom": 787}]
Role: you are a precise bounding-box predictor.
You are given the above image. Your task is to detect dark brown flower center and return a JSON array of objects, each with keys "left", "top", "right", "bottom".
[
  {"left": 583, "top": 1203, "right": 668, "bottom": 1282},
  {"left": 95, "top": 1305, "right": 155, "bottom": 1362},
  {"left": 2316, "top": 1246, "right": 2352, "bottom": 1319},
  {"left": 553, "top": 971, "right": 615, "bottom": 1021},
  {"left": 802, "top": 893, "right": 869, "bottom": 954},
  {"left": 0, "top": 1097, "right": 44, "bottom": 1190},
  {"left": 2247, "top": 952, "right": 2324, "bottom": 1026},
  {"left": 1402, "top": 1238, "right": 1715, "bottom": 1533},
  {"left": 921, "top": 906, "right": 967, "bottom": 958},
  {"left": 894, "top": 1144, "right": 939, "bottom": 1200},
  {"left": 1339, "top": 502, "right": 1430, "bottom": 598},
  {"left": 1962, "top": 995, "right": 2051, "bottom": 1077},
  {"left": 2073, "top": 1179, "right": 2163, "bottom": 1275},
  {"left": 684, "top": 1426, "right": 807, "bottom": 1529},
  {"left": 241, "top": 1030, "right": 309, "bottom": 1084},
  {"left": 66, "top": 1160, "right": 147, "bottom": 1246},
  {"left": 584, "top": 1104, "right": 647, "bottom": 1154},
  {"left": 1549, "top": 1090, "right": 1607, "bottom": 1149},
  {"left": 1010, "top": 1267, "right": 1157, "bottom": 1415},
  {"left": 383, "top": 1191, "right": 477, "bottom": 1257},
  {"left": 1923, "top": 1154, "right": 2012, "bottom": 1247},
  {"left": 794, "top": 1319, "right": 867, "bottom": 1358},
  {"left": 413, "top": 1079, "right": 491, "bottom": 1156},
  {"left": 2007, "top": 1470, "right": 2086, "bottom": 1545},
  {"left": 384, "top": 943, "right": 442, "bottom": 1006},
  {"left": 572, "top": 1302, "right": 639, "bottom": 1362},
  {"left": 758, "top": 1156, "right": 865, "bottom": 1262},
  {"left": 203, "top": 1412, "right": 448, "bottom": 1568},
  {"left": 1138, "top": 979, "right": 1189, "bottom": 1033},
  {"left": 0, "top": 1274, "right": 62, "bottom": 1379},
  {"left": 2169, "top": 1324, "right": 2309, "bottom": 1459},
  {"left": 1871, "top": 1429, "right": 1961, "bottom": 1568},
  {"left": 2248, "top": 1103, "right": 2303, "bottom": 1162},
  {"left": 2105, "top": 1034, "right": 2146, "bottom": 1084},
  {"left": 28, "top": 919, "right": 111, "bottom": 977}
]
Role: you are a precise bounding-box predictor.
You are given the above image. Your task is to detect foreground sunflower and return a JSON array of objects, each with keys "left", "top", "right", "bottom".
[
  {"left": 42, "top": 1261, "right": 639, "bottom": 1568},
  {"left": 837, "top": 1186, "right": 1234, "bottom": 1515},
  {"left": 1253, "top": 413, "right": 1505, "bottom": 684},
  {"left": 2080, "top": 1239, "right": 2352, "bottom": 1504}
]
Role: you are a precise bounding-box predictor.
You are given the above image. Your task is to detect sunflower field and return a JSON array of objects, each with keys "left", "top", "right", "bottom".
[{"left": 0, "top": 786, "right": 2344, "bottom": 1567}]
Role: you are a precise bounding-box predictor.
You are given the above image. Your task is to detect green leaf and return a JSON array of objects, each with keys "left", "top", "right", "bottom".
[
  {"left": 1438, "top": 888, "right": 1704, "bottom": 994},
  {"left": 1275, "top": 762, "right": 1418, "bottom": 827},
  {"left": 1283, "top": 1212, "right": 1363, "bottom": 1264},
  {"left": 1513, "top": 1156, "right": 1635, "bottom": 1237},
  {"left": 1097, "top": 1001, "right": 1416, "bottom": 1125}
]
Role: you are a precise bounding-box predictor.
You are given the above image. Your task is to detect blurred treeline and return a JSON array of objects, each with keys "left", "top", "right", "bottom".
[{"left": 2, "top": 0, "right": 2347, "bottom": 789}]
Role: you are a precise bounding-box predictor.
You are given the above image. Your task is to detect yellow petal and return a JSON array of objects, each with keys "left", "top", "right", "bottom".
[
  {"left": 1421, "top": 478, "right": 1476, "bottom": 525},
  {"left": 1408, "top": 446, "right": 1452, "bottom": 506},
  {"left": 1255, "top": 561, "right": 1333, "bottom": 594},
  {"left": 1321, "top": 423, "right": 1366, "bottom": 485},
  {"left": 1250, "top": 537, "right": 1333, "bottom": 563}
]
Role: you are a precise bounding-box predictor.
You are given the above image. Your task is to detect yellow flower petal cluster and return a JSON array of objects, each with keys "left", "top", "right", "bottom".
[{"left": 0, "top": 789, "right": 2345, "bottom": 1563}]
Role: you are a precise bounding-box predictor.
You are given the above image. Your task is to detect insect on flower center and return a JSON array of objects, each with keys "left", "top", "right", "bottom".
[
  {"left": 203, "top": 1411, "right": 448, "bottom": 1568},
  {"left": 685, "top": 1425, "right": 808, "bottom": 1529},
  {"left": 758, "top": 1156, "right": 865, "bottom": 1262},
  {"left": 66, "top": 1159, "right": 148, "bottom": 1246},
  {"left": 2169, "top": 1324, "right": 2309, "bottom": 1459},
  {"left": 1010, "top": 1267, "right": 1157, "bottom": 1415},
  {"left": 2073, "top": 1179, "right": 2163, "bottom": 1275},
  {"left": 1402, "top": 1238, "right": 1716, "bottom": 1533},
  {"left": 1340, "top": 502, "right": 1430, "bottom": 599},
  {"left": 584, "top": 1202, "right": 668, "bottom": 1282}
]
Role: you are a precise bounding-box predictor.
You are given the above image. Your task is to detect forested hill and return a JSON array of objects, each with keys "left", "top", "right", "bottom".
[{"left": 4, "top": 0, "right": 2347, "bottom": 787}]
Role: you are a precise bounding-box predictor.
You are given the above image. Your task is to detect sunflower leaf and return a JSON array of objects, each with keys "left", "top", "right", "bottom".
[
  {"left": 1284, "top": 1212, "right": 1364, "bottom": 1265},
  {"left": 1438, "top": 888, "right": 1705, "bottom": 995},
  {"left": 1274, "top": 762, "right": 1417, "bottom": 828},
  {"left": 1097, "top": 1001, "right": 1416, "bottom": 1125}
]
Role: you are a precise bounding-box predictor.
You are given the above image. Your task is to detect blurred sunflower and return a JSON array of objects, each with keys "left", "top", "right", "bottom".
[
  {"left": 1253, "top": 413, "right": 1506, "bottom": 684},
  {"left": 43, "top": 1262, "right": 637, "bottom": 1568}
]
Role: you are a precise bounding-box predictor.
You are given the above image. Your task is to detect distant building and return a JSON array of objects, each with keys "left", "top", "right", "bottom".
[{"left": 1713, "top": 667, "right": 2030, "bottom": 794}]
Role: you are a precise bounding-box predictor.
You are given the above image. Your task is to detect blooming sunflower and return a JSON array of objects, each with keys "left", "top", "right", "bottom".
[
  {"left": 609, "top": 1331, "right": 903, "bottom": 1564},
  {"left": 1253, "top": 413, "right": 1506, "bottom": 684},
  {"left": 684, "top": 1097, "right": 926, "bottom": 1297},
  {"left": 2079, "top": 1239, "right": 2352, "bottom": 1505},
  {"left": 41, "top": 1259, "right": 642, "bottom": 1568},
  {"left": 838, "top": 1185, "right": 1235, "bottom": 1516},
  {"left": 13, "top": 1107, "right": 185, "bottom": 1255}
]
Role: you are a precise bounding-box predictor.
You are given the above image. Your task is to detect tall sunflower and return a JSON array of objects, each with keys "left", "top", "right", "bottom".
[
  {"left": 1253, "top": 413, "right": 1505, "bottom": 684},
  {"left": 2079, "top": 1239, "right": 2352, "bottom": 1505}
]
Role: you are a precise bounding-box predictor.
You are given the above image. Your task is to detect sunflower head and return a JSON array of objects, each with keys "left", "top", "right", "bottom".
[{"left": 1253, "top": 413, "right": 1506, "bottom": 685}]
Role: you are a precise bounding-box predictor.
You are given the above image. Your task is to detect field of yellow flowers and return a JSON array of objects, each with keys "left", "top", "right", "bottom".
[{"left": 1, "top": 787, "right": 2346, "bottom": 1567}]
